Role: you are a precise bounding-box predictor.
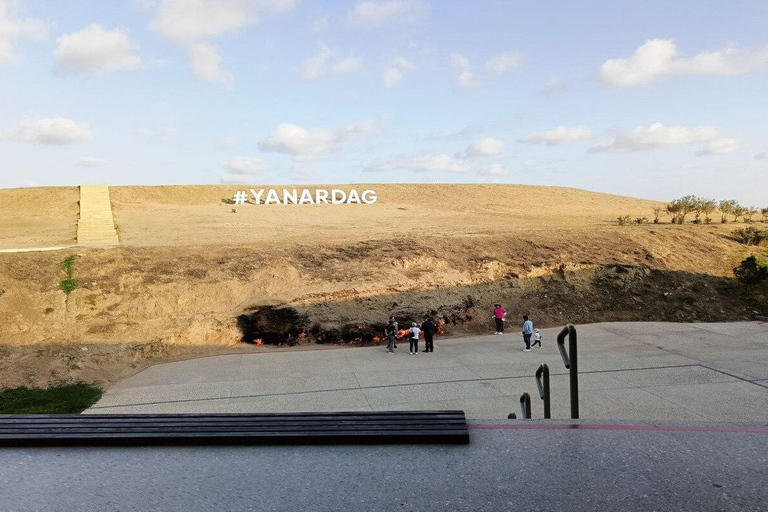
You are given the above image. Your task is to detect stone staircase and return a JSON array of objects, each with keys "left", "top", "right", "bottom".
[{"left": 77, "top": 185, "right": 119, "bottom": 245}]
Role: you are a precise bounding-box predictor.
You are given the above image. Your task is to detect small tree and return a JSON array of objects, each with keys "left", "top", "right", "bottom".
[
  {"left": 700, "top": 198, "right": 716, "bottom": 224},
  {"left": 666, "top": 195, "right": 698, "bottom": 224},
  {"left": 652, "top": 207, "right": 663, "bottom": 224},
  {"left": 732, "top": 204, "right": 746, "bottom": 222},
  {"left": 743, "top": 207, "right": 758, "bottom": 223},
  {"left": 719, "top": 199, "right": 736, "bottom": 223}
]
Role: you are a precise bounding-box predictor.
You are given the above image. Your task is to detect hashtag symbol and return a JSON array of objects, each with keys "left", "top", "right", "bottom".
[{"left": 232, "top": 190, "right": 248, "bottom": 204}]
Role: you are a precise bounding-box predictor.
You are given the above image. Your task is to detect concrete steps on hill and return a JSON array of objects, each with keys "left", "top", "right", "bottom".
[{"left": 77, "top": 185, "right": 119, "bottom": 245}]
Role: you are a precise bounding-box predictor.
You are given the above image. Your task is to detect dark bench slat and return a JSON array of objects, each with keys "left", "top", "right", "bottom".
[{"left": 0, "top": 411, "right": 469, "bottom": 446}]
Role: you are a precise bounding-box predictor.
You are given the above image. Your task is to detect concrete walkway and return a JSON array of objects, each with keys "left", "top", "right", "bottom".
[
  {"left": 88, "top": 321, "right": 768, "bottom": 422},
  {"left": 3, "top": 422, "right": 767, "bottom": 511}
]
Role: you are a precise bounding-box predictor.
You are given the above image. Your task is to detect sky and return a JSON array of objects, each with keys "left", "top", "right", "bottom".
[{"left": 1, "top": 0, "right": 767, "bottom": 204}]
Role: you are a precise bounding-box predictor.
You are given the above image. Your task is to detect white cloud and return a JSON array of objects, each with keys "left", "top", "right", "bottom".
[
  {"left": 301, "top": 42, "right": 362, "bottom": 80},
  {"left": 4, "top": 118, "right": 92, "bottom": 145},
  {"left": 485, "top": 51, "right": 522, "bottom": 75},
  {"left": 54, "top": 24, "right": 142, "bottom": 75},
  {"left": 220, "top": 156, "right": 268, "bottom": 174},
  {"left": 367, "top": 154, "right": 472, "bottom": 173},
  {"left": 215, "top": 137, "right": 237, "bottom": 151},
  {"left": 521, "top": 126, "right": 592, "bottom": 146},
  {"left": 464, "top": 138, "right": 505, "bottom": 158},
  {"left": 600, "top": 39, "right": 768, "bottom": 87},
  {"left": 383, "top": 56, "right": 412, "bottom": 88},
  {"left": 478, "top": 163, "right": 511, "bottom": 177},
  {"left": 755, "top": 151, "right": 767, "bottom": 161},
  {"left": 259, "top": 120, "right": 374, "bottom": 159},
  {"left": 589, "top": 123, "right": 735, "bottom": 153},
  {"left": 72, "top": 156, "right": 106, "bottom": 167},
  {"left": 188, "top": 41, "right": 231, "bottom": 85},
  {"left": 138, "top": 126, "right": 177, "bottom": 142},
  {"left": 0, "top": 0, "right": 48, "bottom": 65},
  {"left": 695, "top": 138, "right": 743, "bottom": 156},
  {"left": 451, "top": 52, "right": 478, "bottom": 89},
  {"left": 347, "top": 0, "right": 429, "bottom": 27},
  {"left": 145, "top": 0, "right": 296, "bottom": 84},
  {"left": 539, "top": 78, "right": 568, "bottom": 96}
]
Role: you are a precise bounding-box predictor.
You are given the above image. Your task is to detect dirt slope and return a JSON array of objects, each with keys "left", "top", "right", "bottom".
[{"left": 0, "top": 184, "right": 764, "bottom": 388}]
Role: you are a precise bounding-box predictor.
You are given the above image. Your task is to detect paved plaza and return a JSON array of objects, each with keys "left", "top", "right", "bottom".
[{"left": 88, "top": 321, "right": 768, "bottom": 422}]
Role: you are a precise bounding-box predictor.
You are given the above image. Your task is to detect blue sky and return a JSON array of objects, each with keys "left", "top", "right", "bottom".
[{"left": 1, "top": 0, "right": 767, "bottom": 204}]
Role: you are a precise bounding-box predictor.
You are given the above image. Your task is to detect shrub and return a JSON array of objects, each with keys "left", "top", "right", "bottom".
[
  {"left": 762, "top": 207, "right": 768, "bottom": 223},
  {"left": 719, "top": 199, "right": 738, "bottom": 223},
  {"left": 617, "top": 215, "right": 631, "bottom": 226},
  {"left": 733, "top": 227, "right": 768, "bottom": 246},
  {"left": 734, "top": 256, "right": 768, "bottom": 285},
  {"left": 44, "top": 307, "right": 54, "bottom": 314},
  {"left": 634, "top": 217, "right": 648, "bottom": 225},
  {"left": 59, "top": 255, "right": 78, "bottom": 295},
  {"left": 652, "top": 207, "right": 663, "bottom": 224}
]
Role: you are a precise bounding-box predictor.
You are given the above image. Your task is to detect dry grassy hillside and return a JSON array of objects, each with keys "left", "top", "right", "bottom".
[{"left": 0, "top": 184, "right": 763, "bottom": 388}]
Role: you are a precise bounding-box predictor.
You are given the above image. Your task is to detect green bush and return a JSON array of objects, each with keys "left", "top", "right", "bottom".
[
  {"left": 734, "top": 256, "right": 768, "bottom": 285},
  {"left": 733, "top": 227, "right": 768, "bottom": 246},
  {"left": 59, "top": 278, "right": 78, "bottom": 295},
  {"left": 617, "top": 215, "right": 631, "bottom": 226}
]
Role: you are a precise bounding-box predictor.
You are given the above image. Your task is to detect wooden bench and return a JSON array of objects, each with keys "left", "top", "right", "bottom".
[{"left": 0, "top": 411, "right": 469, "bottom": 446}]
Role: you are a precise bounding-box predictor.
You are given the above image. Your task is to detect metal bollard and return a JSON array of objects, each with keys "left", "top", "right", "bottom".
[
  {"left": 556, "top": 324, "right": 579, "bottom": 419},
  {"left": 519, "top": 392, "right": 532, "bottom": 419},
  {"left": 535, "top": 364, "right": 551, "bottom": 419}
]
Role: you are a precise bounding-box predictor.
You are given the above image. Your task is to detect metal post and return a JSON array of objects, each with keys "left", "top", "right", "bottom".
[
  {"left": 519, "top": 392, "right": 531, "bottom": 419},
  {"left": 556, "top": 324, "right": 579, "bottom": 419},
  {"left": 535, "top": 364, "right": 551, "bottom": 419}
]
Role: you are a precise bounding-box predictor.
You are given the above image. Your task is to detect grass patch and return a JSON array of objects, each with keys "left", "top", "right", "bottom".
[
  {"left": 59, "top": 277, "right": 78, "bottom": 295},
  {"left": 0, "top": 383, "right": 102, "bottom": 414},
  {"left": 59, "top": 255, "right": 78, "bottom": 295}
]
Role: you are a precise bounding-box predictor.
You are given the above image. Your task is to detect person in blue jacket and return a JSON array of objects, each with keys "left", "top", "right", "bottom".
[{"left": 521, "top": 315, "right": 533, "bottom": 352}]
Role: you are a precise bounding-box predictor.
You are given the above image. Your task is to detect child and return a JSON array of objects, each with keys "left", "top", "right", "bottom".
[
  {"left": 532, "top": 328, "right": 542, "bottom": 348},
  {"left": 408, "top": 322, "right": 421, "bottom": 355}
]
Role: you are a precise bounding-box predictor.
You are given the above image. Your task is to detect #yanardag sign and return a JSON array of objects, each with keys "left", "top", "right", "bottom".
[{"left": 232, "top": 188, "right": 377, "bottom": 205}]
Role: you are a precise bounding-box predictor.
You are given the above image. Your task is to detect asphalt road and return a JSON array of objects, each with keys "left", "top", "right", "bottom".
[{"left": 1, "top": 422, "right": 767, "bottom": 512}]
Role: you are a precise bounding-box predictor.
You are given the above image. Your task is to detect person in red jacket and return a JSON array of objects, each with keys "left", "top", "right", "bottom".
[{"left": 492, "top": 304, "right": 506, "bottom": 335}]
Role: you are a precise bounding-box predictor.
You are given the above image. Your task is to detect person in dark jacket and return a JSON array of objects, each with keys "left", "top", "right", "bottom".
[
  {"left": 385, "top": 318, "right": 397, "bottom": 353},
  {"left": 421, "top": 317, "right": 436, "bottom": 353}
]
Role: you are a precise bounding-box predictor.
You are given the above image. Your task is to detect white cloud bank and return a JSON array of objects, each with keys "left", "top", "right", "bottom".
[
  {"left": 220, "top": 156, "right": 267, "bottom": 174},
  {"left": 146, "top": 0, "right": 296, "bottom": 85},
  {"left": 347, "top": 0, "right": 429, "bottom": 27},
  {"left": 485, "top": 51, "right": 522, "bottom": 75},
  {"left": 451, "top": 53, "right": 478, "bottom": 89},
  {"left": 0, "top": 0, "right": 48, "bottom": 65},
  {"left": 55, "top": 24, "right": 142, "bottom": 75},
  {"left": 600, "top": 39, "right": 768, "bottom": 87},
  {"left": 259, "top": 120, "right": 375, "bottom": 159},
  {"left": 4, "top": 118, "right": 92, "bottom": 145},
  {"left": 521, "top": 126, "right": 592, "bottom": 146},
  {"left": 589, "top": 123, "right": 740, "bottom": 155},
  {"left": 383, "top": 56, "right": 412, "bottom": 88},
  {"left": 464, "top": 138, "right": 505, "bottom": 158},
  {"left": 301, "top": 42, "right": 362, "bottom": 81}
]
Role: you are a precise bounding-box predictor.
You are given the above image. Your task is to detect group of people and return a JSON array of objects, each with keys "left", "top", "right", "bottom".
[
  {"left": 383, "top": 305, "right": 541, "bottom": 355},
  {"left": 493, "top": 304, "right": 541, "bottom": 352},
  {"left": 384, "top": 316, "right": 435, "bottom": 355}
]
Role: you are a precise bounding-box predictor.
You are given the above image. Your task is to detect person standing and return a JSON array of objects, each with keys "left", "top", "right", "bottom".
[
  {"left": 385, "top": 318, "right": 397, "bottom": 353},
  {"left": 421, "top": 317, "right": 436, "bottom": 353},
  {"left": 521, "top": 315, "right": 533, "bottom": 352},
  {"left": 493, "top": 304, "right": 506, "bottom": 335},
  {"left": 408, "top": 322, "right": 421, "bottom": 355},
  {"left": 389, "top": 315, "right": 398, "bottom": 348}
]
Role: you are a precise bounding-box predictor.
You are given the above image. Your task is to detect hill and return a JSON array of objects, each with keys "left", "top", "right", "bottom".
[{"left": 0, "top": 184, "right": 761, "bottom": 388}]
